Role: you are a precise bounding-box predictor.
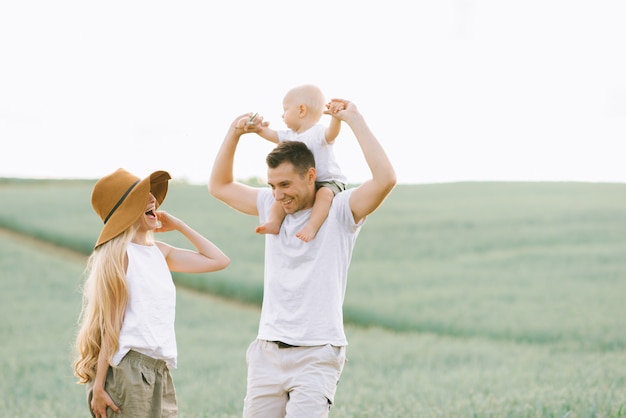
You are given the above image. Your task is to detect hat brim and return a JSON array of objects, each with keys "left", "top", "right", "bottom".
[{"left": 94, "top": 170, "right": 170, "bottom": 248}]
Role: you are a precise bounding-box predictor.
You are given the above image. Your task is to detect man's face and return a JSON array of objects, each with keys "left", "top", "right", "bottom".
[{"left": 267, "top": 162, "right": 316, "bottom": 214}]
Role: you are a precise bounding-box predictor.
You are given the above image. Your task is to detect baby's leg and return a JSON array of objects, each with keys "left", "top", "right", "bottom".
[
  {"left": 256, "top": 200, "right": 285, "bottom": 235},
  {"left": 296, "top": 187, "right": 334, "bottom": 242}
]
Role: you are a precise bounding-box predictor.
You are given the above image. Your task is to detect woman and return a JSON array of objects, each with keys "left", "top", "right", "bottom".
[{"left": 73, "top": 168, "right": 229, "bottom": 417}]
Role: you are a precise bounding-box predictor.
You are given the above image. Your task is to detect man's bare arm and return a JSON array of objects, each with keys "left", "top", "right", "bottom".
[
  {"left": 208, "top": 114, "right": 261, "bottom": 216},
  {"left": 325, "top": 100, "right": 396, "bottom": 224}
]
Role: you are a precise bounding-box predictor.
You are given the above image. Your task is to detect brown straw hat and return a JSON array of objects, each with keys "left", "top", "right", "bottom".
[{"left": 91, "top": 168, "right": 171, "bottom": 248}]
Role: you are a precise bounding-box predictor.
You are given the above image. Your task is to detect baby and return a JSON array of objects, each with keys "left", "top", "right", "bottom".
[{"left": 253, "top": 84, "right": 347, "bottom": 242}]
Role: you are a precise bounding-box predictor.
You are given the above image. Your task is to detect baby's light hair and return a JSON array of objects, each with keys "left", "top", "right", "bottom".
[{"left": 287, "top": 84, "right": 326, "bottom": 121}]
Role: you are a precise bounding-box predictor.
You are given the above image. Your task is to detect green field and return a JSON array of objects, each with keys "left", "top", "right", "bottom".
[{"left": 1, "top": 179, "right": 625, "bottom": 417}]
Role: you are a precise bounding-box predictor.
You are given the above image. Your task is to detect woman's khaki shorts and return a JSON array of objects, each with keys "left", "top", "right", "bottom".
[{"left": 86, "top": 350, "right": 177, "bottom": 417}]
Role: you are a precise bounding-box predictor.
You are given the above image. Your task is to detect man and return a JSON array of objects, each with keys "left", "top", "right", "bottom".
[{"left": 209, "top": 98, "right": 396, "bottom": 417}]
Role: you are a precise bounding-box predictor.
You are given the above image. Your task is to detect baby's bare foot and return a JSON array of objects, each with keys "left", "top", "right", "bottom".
[
  {"left": 295, "top": 224, "right": 318, "bottom": 242},
  {"left": 256, "top": 222, "right": 280, "bottom": 235}
]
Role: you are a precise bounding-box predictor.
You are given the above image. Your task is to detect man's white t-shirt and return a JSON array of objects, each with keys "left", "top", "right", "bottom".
[{"left": 256, "top": 187, "right": 364, "bottom": 346}]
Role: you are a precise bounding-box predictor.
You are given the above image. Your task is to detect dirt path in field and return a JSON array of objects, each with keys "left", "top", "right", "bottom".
[
  {"left": 0, "top": 226, "right": 260, "bottom": 311},
  {"left": 0, "top": 226, "right": 88, "bottom": 263}
]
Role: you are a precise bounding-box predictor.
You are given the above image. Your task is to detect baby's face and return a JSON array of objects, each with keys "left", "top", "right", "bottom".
[{"left": 282, "top": 96, "right": 300, "bottom": 131}]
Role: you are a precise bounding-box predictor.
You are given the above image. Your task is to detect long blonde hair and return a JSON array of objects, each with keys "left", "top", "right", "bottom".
[{"left": 73, "top": 227, "right": 136, "bottom": 383}]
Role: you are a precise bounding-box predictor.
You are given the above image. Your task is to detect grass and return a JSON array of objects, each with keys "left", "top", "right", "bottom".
[
  {"left": 3, "top": 230, "right": 625, "bottom": 417},
  {"left": 1, "top": 179, "right": 626, "bottom": 416}
]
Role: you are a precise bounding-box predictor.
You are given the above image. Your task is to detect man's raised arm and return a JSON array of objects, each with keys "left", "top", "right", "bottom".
[
  {"left": 208, "top": 114, "right": 262, "bottom": 216},
  {"left": 326, "top": 100, "right": 396, "bottom": 224}
]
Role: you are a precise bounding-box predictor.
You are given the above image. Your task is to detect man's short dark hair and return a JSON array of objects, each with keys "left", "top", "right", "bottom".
[{"left": 266, "top": 141, "right": 315, "bottom": 177}]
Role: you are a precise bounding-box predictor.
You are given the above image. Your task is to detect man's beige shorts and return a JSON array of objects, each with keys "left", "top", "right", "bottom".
[{"left": 243, "top": 339, "right": 347, "bottom": 417}]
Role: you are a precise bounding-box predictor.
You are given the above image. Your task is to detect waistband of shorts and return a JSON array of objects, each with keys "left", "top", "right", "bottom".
[
  {"left": 269, "top": 340, "right": 301, "bottom": 349},
  {"left": 122, "top": 350, "right": 168, "bottom": 371}
]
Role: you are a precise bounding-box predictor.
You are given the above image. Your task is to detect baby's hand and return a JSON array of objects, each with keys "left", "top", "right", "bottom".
[
  {"left": 234, "top": 112, "right": 267, "bottom": 132},
  {"left": 326, "top": 101, "right": 346, "bottom": 114},
  {"left": 324, "top": 99, "right": 356, "bottom": 121}
]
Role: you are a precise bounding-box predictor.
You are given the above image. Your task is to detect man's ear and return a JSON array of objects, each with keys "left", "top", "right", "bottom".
[{"left": 307, "top": 167, "right": 317, "bottom": 184}]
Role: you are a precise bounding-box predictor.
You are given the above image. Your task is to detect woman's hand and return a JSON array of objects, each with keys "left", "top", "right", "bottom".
[
  {"left": 91, "top": 387, "right": 120, "bottom": 417},
  {"left": 155, "top": 211, "right": 181, "bottom": 233}
]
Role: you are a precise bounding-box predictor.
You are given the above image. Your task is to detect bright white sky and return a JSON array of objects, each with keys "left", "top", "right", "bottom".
[{"left": 1, "top": 1, "right": 624, "bottom": 185}]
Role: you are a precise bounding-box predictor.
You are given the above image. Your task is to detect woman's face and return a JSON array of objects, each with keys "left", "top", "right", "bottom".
[{"left": 134, "top": 193, "right": 159, "bottom": 232}]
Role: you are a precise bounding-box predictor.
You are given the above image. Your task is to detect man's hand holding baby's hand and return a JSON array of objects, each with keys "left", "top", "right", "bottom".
[
  {"left": 326, "top": 101, "right": 346, "bottom": 114},
  {"left": 233, "top": 112, "right": 268, "bottom": 133}
]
